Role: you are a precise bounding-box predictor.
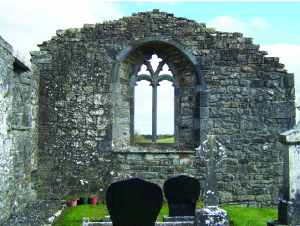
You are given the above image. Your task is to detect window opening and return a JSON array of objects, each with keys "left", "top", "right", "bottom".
[
  {"left": 134, "top": 80, "right": 152, "bottom": 143},
  {"left": 157, "top": 80, "right": 174, "bottom": 143},
  {"left": 134, "top": 54, "right": 175, "bottom": 143},
  {"left": 158, "top": 63, "right": 173, "bottom": 77},
  {"left": 138, "top": 64, "right": 150, "bottom": 76}
]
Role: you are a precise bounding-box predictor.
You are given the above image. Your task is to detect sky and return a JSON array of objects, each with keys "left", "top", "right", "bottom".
[{"left": 1, "top": 1, "right": 300, "bottom": 134}]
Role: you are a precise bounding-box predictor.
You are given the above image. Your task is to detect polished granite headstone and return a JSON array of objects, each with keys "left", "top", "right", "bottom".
[
  {"left": 194, "top": 135, "right": 229, "bottom": 226},
  {"left": 106, "top": 178, "right": 163, "bottom": 226},
  {"left": 164, "top": 175, "right": 200, "bottom": 217}
]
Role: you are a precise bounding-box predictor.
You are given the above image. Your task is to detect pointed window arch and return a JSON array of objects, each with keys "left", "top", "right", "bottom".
[{"left": 111, "top": 40, "right": 205, "bottom": 149}]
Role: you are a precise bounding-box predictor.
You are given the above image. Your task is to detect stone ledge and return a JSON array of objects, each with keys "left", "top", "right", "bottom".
[
  {"left": 113, "top": 144, "right": 195, "bottom": 154},
  {"left": 114, "top": 148, "right": 195, "bottom": 154}
]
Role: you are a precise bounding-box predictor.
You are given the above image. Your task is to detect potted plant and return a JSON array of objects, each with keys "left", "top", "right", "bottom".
[
  {"left": 80, "top": 196, "right": 89, "bottom": 205},
  {"left": 68, "top": 197, "right": 79, "bottom": 207},
  {"left": 89, "top": 195, "right": 98, "bottom": 205}
]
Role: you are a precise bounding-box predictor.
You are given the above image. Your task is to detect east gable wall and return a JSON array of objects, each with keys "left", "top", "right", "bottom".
[{"left": 32, "top": 10, "right": 295, "bottom": 207}]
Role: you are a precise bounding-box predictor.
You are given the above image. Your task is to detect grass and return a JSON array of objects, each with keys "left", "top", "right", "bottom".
[
  {"left": 53, "top": 204, "right": 109, "bottom": 226},
  {"left": 156, "top": 136, "right": 174, "bottom": 143},
  {"left": 134, "top": 133, "right": 174, "bottom": 143},
  {"left": 223, "top": 205, "right": 278, "bottom": 226},
  {"left": 53, "top": 202, "right": 277, "bottom": 226}
]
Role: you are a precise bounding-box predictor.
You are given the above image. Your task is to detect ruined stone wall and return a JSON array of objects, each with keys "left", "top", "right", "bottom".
[
  {"left": 31, "top": 26, "right": 118, "bottom": 201},
  {"left": 32, "top": 10, "right": 295, "bottom": 207},
  {"left": 0, "top": 36, "right": 38, "bottom": 223}
]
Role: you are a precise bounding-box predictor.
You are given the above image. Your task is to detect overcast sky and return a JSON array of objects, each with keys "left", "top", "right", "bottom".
[{"left": 1, "top": 1, "right": 299, "bottom": 134}]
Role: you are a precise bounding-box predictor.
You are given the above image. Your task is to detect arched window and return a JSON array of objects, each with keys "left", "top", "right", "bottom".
[
  {"left": 111, "top": 40, "right": 204, "bottom": 149},
  {"left": 133, "top": 54, "right": 176, "bottom": 143}
]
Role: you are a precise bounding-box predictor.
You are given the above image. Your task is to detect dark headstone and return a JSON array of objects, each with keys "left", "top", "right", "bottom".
[
  {"left": 164, "top": 175, "right": 200, "bottom": 216},
  {"left": 106, "top": 178, "right": 163, "bottom": 226}
]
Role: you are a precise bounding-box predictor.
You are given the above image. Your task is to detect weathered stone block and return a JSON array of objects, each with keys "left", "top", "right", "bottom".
[
  {"left": 173, "top": 158, "right": 180, "bottom": 166},
  {"left": 30, "top": 51, "right": 52, "bottom": 64},
  {"left": 130, "top": 165, "right": 147, "bottom": 171},
  {"left": 127, "top": 154, "right": 142, "bottom": 161},
  {"left": 137, "top": 172, "right": 158, "bottom": 179},
  {"left": 180, "top": 158, "right": 192, "bottom": 166},
  {"left": 143, "top": 154, "right": 154, "bottom": 161},
  {"left": 120, "top": 164, "right": 130, "bottom": 171},
  {"left": 168, "top": 154, "right": 180, "bottom": 159},
  {"left": 256, "top": 195, "right": 271, "bottom": 202},
  {"left": 270, "top": 101, "right": 294, "bottom": 119},
  {"left": 152, "top": 166, "right": 162, "bottom": 172},
  {"left": 154, "top": 154, "right": 167, "bottom": 159}
]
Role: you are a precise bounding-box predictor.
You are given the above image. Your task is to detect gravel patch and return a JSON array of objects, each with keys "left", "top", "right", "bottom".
[{"left": 2, "top": 200, "right": 64, "bottom": 226}]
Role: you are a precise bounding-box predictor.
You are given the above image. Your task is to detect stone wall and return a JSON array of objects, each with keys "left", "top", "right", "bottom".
[
  {"left": 31, "top": 10, "right": 295, "bottom": 207},
  {"left": 30, "top": 30, "right": 118, "bottom": 200},
  {"left": 0, "top": 36, "right": 38, "bottom": 223}
]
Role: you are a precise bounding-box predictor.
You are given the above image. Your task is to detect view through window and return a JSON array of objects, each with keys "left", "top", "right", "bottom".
[{"left": 134, "top": 54, "right": 174, "bottom": 143}]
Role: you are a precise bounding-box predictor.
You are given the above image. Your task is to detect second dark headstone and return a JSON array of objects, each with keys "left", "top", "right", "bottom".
[
  {"left": 106, "top": 178, "right": 163, "bottom": 226},
  {"left": 164, "top": 175, "right": 200, "bottom": 216}
]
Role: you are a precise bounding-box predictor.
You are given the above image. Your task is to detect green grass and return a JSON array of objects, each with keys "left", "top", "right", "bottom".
[
  {"left": 223, "top": 205, "right": 278, "bottom": 226},
  {"left": 156, "top": 137, "right": 174, "bottom": 143},
  {"left": 53, "top": 204, "right": 109, "bottom": 226},
  {"left": 53, "top": 203, "right": 277, "bottom": 226},
  {"left": 134, "top": 134, "right": 174, "bottom": 143}
]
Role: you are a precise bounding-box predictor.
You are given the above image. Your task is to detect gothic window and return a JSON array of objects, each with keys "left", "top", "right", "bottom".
[{"left": 133, "top": 54, "right": 176, "bottom": 143}]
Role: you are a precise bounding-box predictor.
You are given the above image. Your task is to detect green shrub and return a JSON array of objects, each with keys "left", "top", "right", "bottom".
[{"left": 134, "top": 133, "right": 151, "bottom": 143}]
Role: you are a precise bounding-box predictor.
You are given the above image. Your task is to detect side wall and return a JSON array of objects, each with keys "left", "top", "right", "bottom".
[
  {"left": 0, "top": 36, "right": 38, "bottom": 223},
  {"left": 31, "top": 28, "right": 118, "bottom": 201}
]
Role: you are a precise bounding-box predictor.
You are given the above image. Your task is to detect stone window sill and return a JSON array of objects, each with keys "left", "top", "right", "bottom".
[{"left": 113, "top": 144, "right": 195, "bottom": 154}]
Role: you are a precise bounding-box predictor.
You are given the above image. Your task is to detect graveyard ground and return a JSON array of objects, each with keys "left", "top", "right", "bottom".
[{"left": 53, "top": 203, "right": 277, "bottom": 226}]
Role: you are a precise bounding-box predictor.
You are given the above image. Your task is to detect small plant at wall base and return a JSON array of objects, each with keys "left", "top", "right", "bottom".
[
  {"left": 68, "top": 197, "right": 79, "bottom": 207},
  {"left": 88, "top": 195, "right": 98, "bottom": 205},
  {"left": 79, "top": 196, "right": 89, "bottom": 205}
]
